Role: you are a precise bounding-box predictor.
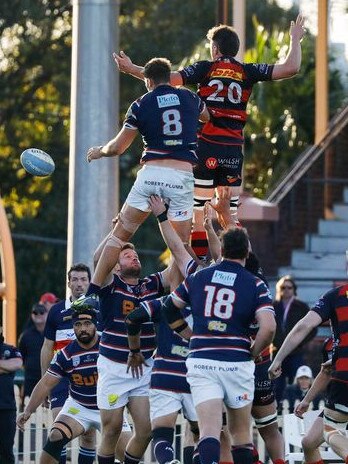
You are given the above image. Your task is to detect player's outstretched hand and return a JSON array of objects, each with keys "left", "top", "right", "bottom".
[
  {"left": 16, "top": 411, "right": 31, "bottom": 431},
  {"left": 127, "top": 352, "right": 147, "bottom": 379},
  {"left": 294, "top": 400, "right": 310, "bottom": 419},
  {"left": 87, "top": 146, "right": 103, "bottom": 163},
  {"left": 268, "top": 359, "right": 282, "bottom": 380},
  {"left": 203, "top": 201, "right": 214, "bottom": 231},
  {"left": 113, "top": 51, "right": 134, "bottom": 73},
  {"left": 290, "top": 15, "right": 306, "bottom": 43},
  {"left": 149, "top": 194, "right": 166, "bottom": 217}
]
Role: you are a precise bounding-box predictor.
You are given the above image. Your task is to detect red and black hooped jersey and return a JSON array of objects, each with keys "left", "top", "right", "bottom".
[
  {"left": 180, "top": 57, "right": 274, "bottom": 146},
  {"left": 312, "top": 285, "right": 348, "bottom": 383}
]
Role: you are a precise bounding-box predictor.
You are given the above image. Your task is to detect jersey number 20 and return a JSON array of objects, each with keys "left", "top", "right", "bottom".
[{"left": 204, "top": 285, "right": 235, "bottom": 319}]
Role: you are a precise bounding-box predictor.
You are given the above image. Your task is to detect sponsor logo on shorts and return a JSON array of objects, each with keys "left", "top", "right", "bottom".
[
  {"left": 236, "top": 393, "right": 249, "bottom": 402},
  {"left": 205, "top": 157, "right": 218, "bottom": 169},
  {"left": 108, "top": 393, "right": 119, "bottom": 406},
  {"left": 157, "top": 94, "right": 180, "bottom": 108},
  {"left": 211, "top": 270, "right": 237, "bottom": 287},
  {"left": 144, "top": 180, "right": 184, "bottom": 189},
  {"left": 173, "top": 210, "right": 188, "bottom": 218},
  {"left": 193, "top": 364, "right": 238, "bottom": 372},
  {"left": 68, "top": 407, "right": 80, "bottom": 415}
]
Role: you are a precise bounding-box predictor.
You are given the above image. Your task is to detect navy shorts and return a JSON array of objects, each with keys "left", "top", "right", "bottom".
[
  {"left": 253, "top": 360, "right": 275, "bottom": 407},
  {"left": 325, "top": 379, "right": 348, "bottom": 413},
  {"left": 50, "top": 378, "right": 69, "bottom": 410},
  {"left": 194, "top": 139, "right": 243, "bottom": 189}
]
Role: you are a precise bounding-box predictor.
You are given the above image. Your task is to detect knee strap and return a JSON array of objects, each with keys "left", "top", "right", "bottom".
[
  {"left": 107, "top": 234, "right": 127, "bottom": 249},
  {"left": 152, "top": 427, "right": 174, "bottom": 444},
  {"left": 117, "top": 211, "right": 141, "bottom": 235},
  {"left": 254, "top": 412, "right": 278, "bottom": 429},
  {"left": 43, "top": 421, "right": 73, "bottom": 460},
  {"left": 189, "top": 421, "right": 199, "bottom": 437}
]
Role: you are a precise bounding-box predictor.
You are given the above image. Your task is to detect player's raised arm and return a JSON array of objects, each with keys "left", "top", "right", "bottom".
[
  {"left": 113, "top": 51, "right": 184, "bottom": 86},
  {"left": 271, "top": 15, "right": 306, "bottom": 80}
]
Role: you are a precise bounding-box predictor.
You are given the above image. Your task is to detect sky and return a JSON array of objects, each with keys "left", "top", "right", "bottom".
[{"left": 277, "top": 0, "right": 348, "bottom": 60}]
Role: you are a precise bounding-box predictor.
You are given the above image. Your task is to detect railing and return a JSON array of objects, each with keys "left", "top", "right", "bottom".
[
  {"left": 267, "top": 104, "right": 348, "bottom": 204},
  {"left": 14, "top": 386, "right": 326, "bottom": 464}
]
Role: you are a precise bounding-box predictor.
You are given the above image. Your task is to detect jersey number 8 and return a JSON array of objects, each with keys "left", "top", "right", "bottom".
[{"left": 162, "top": 109, "right": 182, "bottom": 136}]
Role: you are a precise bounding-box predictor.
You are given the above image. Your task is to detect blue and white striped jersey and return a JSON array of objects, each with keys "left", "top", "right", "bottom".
[
  {"left": 99, "top": 273, "right": 164, "bottom": 363},
  {"left": 47, "top": 337, "right": 100, "bottom": 410},
  {"left": 172, "top": 260, "right": 274, "bottom": 362}
]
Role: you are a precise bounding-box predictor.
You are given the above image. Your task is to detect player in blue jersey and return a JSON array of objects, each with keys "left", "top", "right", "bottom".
[
  {"left": 86, "top": 57, "right": 210, "bottom": 293},
  {"left": 161, "top": 227, "right": 276, "bottom": 464},
  {"left": 269, "top": 285, "right": 348, "bottom": 462},
  {"left": 18, "top": 301, "right": 132, "bottom": 464},
  {"left": 114, "top": 16, "right": 305, "bottom": 254},
  {"left": 87, "top": 239, "right": 173, "bottom": 464},
  {"left": 18, "top": 303, "right": 101, "bottom": 463},
  {"left": 126, "top": 297, "right": 197, "bottom": 464},
  {"left": 40, "top": 263, "right": 97, "bottom": 464}
]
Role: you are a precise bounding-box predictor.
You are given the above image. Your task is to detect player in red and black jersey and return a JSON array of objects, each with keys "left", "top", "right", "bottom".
[
  {"left": 114, "top": 15, "right": 305, "bottom": 256},
  {"left": 269, "top": 284, "right": 348, "bottom": 462}
]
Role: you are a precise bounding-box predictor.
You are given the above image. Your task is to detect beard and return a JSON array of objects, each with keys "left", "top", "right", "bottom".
[
  {"left": 121, "top": 266, "right": 141, "bottom": 279},
  {"left": 76, "top": 331, "right": 95, "bottom": 344}
]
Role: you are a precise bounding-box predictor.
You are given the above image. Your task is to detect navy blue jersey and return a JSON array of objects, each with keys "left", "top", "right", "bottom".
[
  {"left": 172, "top": 260, "right": 273, "bottom": 362},
  {"left": 124, "top": 84, "right": 205, "bottom": 164},
  {"left": 47, "top": 337, "right": 100, "bottom": 410},
  {"left": 141, "top": 299, "right": 192, "bottom": 393},
  {"left": 44, "top": 300, "right": 76, "bottom": 352},
  {"left": 312, "top": 285, "right": 348, "bottom": 383},
  {"left": 99, "top": 273, "right": 164, "bottom": 363},
  {"left": 180, "top": 57, "right": 273, "bottom": 146},
  {"left": 0, "top": 343, "right": 22, "bottom": 410}
]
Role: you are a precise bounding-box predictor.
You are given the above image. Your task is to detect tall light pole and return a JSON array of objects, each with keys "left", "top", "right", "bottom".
[{"left": 67, "top": 0, "right": 120, "bottom": 271}]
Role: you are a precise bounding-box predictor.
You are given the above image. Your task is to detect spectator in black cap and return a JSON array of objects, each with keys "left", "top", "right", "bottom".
[
  {"left": 0, "top": 322, "right": 23, "bottom": 463},
  {"left": 18, "top": 303, "right": 48, "bottom": 400}
]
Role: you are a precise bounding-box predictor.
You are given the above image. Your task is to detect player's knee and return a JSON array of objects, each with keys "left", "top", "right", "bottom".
[
  {"left": 152, "top": 427, "right": 174, "bottom": 444},
  {"left": 44, "top": 424, "right": 72, "bottom": 460},
  {"left": 254, "top": 412, "right": 278, "bottom": 429},
  {"left": 189, "top": 421, "right": 199, "bottom": 439},
  {"left": 116, "top": 211, "right": 141, "bottom": 236}
]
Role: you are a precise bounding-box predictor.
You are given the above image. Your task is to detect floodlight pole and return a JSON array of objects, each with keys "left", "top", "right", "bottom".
[{"left": 67, "top": 0, "right": 120, "bottom": 270}]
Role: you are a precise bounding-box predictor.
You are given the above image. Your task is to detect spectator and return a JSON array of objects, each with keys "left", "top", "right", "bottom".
[
  {"left": 18, "top": 303, "right": 48, "bottom": 400},
  {"left": 39, "top": 292, "right": 59, "bottom": 313},
  {"left": 272, "top": 275, "right": 316, "bottom": 408},
  {"left": 284, "top": 365, "right": 322, "bottom": 413},
  {"left": 0, "top": 323, "right": 23, "bottom": 464}
]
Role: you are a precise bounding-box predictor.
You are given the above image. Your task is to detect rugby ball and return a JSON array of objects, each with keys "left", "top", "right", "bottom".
[{"left": 20, "top": 148, "right": 55, "bottom": 177}]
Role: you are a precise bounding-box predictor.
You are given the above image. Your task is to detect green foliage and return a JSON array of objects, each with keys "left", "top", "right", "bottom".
[
  {"left": 0, "top": 0, "right": 346, "bottom": 330},
  {"left": 0, "top": 0, "right": 71, "bottom": 327}
]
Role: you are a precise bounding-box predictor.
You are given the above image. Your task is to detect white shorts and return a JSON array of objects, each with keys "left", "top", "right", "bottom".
[
  {"left": 150, "top": 388, "right": 197, "bottom": 422},
  {"left": 125, "top": 165, "right": 194, "bottom": 221},
  {"left": 97, "top": 354, "right": 153, "bottom": 410},
  {"left": 186, "top": 358, "right": 255, "bottom": 409},
  {"left": 58, "top": 396, "right": 132, "bottom": 432},
  {"left": 58, "top": 397, "right": 101, "bottom": 432}
]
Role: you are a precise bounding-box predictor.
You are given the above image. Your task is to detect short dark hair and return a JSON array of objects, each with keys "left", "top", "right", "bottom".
[
  {"left": 220, "top": 227, "right": 249, "bottom": 260},
  {"left": 207, "top": 25, "right": 240, "bottom": 57},
  {"left": 68, "top": 263, "right": 91, "bottom": 281},
  {"left": 144, "top": 57, "right": 171, "bottom": 85}
]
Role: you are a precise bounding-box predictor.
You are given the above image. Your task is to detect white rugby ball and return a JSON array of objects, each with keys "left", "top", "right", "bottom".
[{"left": 20, "top": 148, "right": 55, "bottom": 177}]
